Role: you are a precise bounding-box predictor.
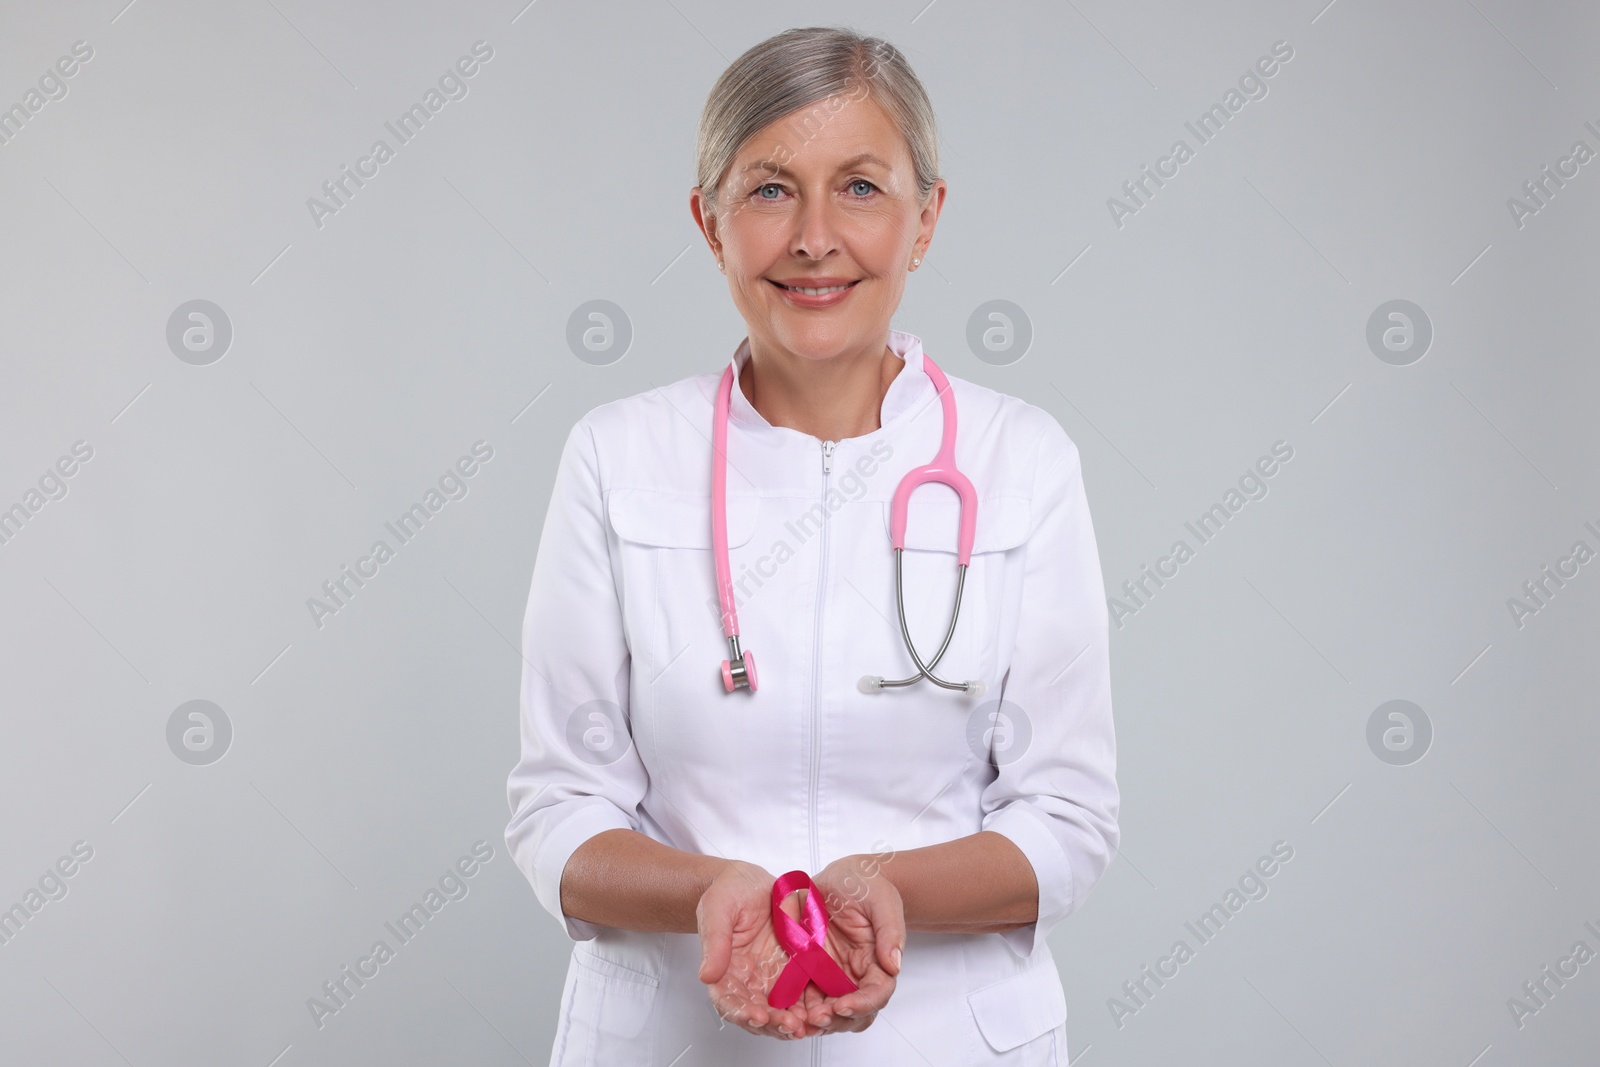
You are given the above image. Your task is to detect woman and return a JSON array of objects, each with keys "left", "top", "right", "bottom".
[{"left": 505, "top": 25, "right": 1119, "bottom": 1065}]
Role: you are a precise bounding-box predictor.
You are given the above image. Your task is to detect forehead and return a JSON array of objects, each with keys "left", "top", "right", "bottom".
[{"left": 732, "top": 93, "right": 910, "bottom": 173}]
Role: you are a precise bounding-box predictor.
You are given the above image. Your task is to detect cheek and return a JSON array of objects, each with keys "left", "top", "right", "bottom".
[
  {"left": 734, "top": 206, "right": 792, "bottom": 237},
  {"left": 727, "top": 221, "right": 793, "bottom": 269},
  {"left": 848, "top": 212, "right": 917, "bottom": 267}
]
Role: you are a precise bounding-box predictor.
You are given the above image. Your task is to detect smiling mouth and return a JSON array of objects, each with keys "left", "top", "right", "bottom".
[{"left": 770, "top": 280, "right": 859, "bottom": 295}]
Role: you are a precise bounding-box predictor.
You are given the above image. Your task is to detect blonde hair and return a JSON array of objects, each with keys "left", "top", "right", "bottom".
[{"left": 694, "top": 26, "right": 940, "bottom": 219}]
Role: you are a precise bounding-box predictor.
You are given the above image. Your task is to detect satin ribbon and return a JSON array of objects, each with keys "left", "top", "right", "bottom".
[{"left": 766, "top": 870, "right": 860, "bottom": 1009}]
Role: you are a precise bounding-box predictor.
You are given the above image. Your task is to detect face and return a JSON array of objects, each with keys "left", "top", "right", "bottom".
[{"left": 691, "top": 91, "right": 945, "bottom": 365}]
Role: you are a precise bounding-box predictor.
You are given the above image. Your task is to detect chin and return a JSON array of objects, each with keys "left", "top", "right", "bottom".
[{"left": 774, "top": 320, "right": 863, "bottom": 352}]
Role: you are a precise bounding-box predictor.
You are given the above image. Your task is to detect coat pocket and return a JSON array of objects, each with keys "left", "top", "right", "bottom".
[
  {"left": 885, "top": 493, "right": 1031, "bottom": 555},
  {"left": 606, "top": 488, "right": 759, "bottom": 549},
  {"left": 568, "top": 942, "right": 662, "bottom": 1040},
  {"left": 880, "top": 494, "right": 1030, "bottom": 689},
  {"left": 966, "top": 963, "right": 1068, "bottom": 1053},
  {"left": 604, "top": 488, "right": 761, "bottom": 681}
]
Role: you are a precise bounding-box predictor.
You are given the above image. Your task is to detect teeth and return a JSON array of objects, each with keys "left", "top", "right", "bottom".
[{"left": 782, "top": 283, "right": 852, "bottom": 295}]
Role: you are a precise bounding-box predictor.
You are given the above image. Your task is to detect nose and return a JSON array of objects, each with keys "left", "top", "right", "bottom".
[{"left": 789, "top": 191, "right": 842, "bottom": 262}]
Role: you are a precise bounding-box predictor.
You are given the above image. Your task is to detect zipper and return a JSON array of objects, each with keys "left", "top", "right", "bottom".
[
  {"left": 810, "top": 440, "right": 833, "bottom": 1065},
  {"left": 810, "top": 441, "right": 834, "bottom": 868}
]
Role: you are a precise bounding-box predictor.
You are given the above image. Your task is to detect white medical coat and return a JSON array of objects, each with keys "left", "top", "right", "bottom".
[{"left": 505, "top": 330, "right": 1120, "bottom": 1065}]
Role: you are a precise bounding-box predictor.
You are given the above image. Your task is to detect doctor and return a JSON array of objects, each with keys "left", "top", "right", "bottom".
[{"left": 505, "top": 25, "right": 1120, "bottom": 1066}]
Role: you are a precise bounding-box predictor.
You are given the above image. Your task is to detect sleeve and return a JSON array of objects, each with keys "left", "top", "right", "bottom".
[
  {"left": 504, "top": 417, "right": 650, "bottom": 942},
  {"left": 979, "top": 413, "right": 1121, "bottom": 959}
]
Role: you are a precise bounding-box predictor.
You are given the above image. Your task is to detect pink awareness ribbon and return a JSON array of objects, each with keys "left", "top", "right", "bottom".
[{"left": 766, "top": 870, "right": 860, "bottom": 1009}]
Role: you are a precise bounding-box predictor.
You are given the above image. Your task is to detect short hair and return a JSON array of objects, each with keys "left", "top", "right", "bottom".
[{"left": 694, "top": 26, "right": 940, "bottom": 219}]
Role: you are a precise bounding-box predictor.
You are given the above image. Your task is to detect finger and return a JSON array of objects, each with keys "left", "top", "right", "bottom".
[
  {"left": 721, "top": 980, "right": 806, "bottom": 1039},
  {"left": 829, "top": 972, "right": 896, "bottom": 1017},
  {"left": 866, "top": 897, "right": 905, "bottom": 977},
  {"left": 722, "top": 993, "right": 796, "bottom": 1040},
  {"left": 764, "top": 1017, "right": 812, "bottom": 1036},
  {"left": 747, "top": 1012, "right": 798, "bottom": 1040},
  {"left": 780, "top": 995, "right": 821, "bottom": 1036},
  {"left": 803, "top": 995, "right": 833, "bottom": 1033},
  {"left": 809, "top": 993, "right": 870, "bottom": 1034},
  {"left": 698, "top": 908, "right": 733, "bottom": 985},
  {"left": 708, "top": 979, "right": 753, "bottom": 1022},
  {"left": 711, "top": 988, "right": 761, "bottom": 1036}
]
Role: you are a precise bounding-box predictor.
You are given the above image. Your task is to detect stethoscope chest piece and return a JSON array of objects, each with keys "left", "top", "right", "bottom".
[{"left": 721, "top": 639, "right": 757, "bottom": 693}]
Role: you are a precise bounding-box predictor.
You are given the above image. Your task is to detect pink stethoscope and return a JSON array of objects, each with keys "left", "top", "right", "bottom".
[{"left": 711, "top": 349, "right": 987, "bottom": 698}]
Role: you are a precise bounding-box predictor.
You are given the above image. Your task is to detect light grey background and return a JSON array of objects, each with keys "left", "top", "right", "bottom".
[{"left": 1, "top": 0, "right": 1595, "bottom": 1064}]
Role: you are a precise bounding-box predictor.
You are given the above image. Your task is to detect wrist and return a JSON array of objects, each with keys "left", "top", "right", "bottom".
[
  {"left": 697, "top": 857, "right": 775, "bottom": 906},
  {"left": 700, "top": 855, "right": 760, "bottom": 888},
  {"left": 827, "top": 842, "right": 897, "bottom": 883},
  {"left": 817, "top": 848, "right": 896, "bottom": 911}
]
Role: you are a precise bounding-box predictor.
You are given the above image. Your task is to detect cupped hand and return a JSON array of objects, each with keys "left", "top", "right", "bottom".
[
  {"left": 697, "top": 860, "right": 822, "bottom": 1040},
  {"left": 792, "top": 854, "right": 906, "bottom": 1035}
]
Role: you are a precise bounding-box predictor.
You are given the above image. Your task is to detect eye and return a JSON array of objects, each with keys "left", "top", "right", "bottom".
[
  {"left": 753, "top": 183, "right": 784, "bottom": 200},
  {"left": 848, "top": 178, "right": 878, "bottom": 197}
]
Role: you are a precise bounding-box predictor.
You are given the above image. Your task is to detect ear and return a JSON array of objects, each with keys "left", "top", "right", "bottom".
[{"left": 690, "top": 186, "right": 722, "bottom": 260}]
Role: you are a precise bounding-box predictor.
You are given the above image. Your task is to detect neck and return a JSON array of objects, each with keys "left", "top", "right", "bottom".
[{"left": 739, "top": 336, "right": 905, "bottom": 442}]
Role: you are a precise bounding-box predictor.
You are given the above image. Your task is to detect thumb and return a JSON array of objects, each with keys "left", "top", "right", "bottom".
[
  {"left": 698, "top": 898, "right": 734, "bottom": 985},
  {"left": 867, "top": 888, "right": 906, "bottom": 977}
]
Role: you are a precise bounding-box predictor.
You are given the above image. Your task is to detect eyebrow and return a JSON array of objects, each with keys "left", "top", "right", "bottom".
[{"left": 738, "top": 152, "right": 891, "bottom": 180}]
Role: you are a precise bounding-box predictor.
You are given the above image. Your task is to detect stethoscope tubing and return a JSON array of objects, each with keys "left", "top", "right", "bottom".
[
  {"left": 876, "top": 548, "right": 974, "bottom": 692},
  {"left": 713, "top": 347, "right": 983, "bottom": 696}
]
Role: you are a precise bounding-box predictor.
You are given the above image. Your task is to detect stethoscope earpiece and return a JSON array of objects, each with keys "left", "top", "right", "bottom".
[{"left": 861, "top": 675, "right": 985, "bottom": 696}]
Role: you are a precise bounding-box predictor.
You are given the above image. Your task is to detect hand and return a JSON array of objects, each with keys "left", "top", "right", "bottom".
[
  {"left": 794, "top": 854, "right": 906, "bottom": 1035},
  {"left": 697, "top": 860, "right": 823, "bottom": 1040}
]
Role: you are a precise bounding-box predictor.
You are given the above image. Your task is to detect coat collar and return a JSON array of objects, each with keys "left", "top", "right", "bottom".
[{"left": 725, "top": 329, "right": 932, "bottom": 439}]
